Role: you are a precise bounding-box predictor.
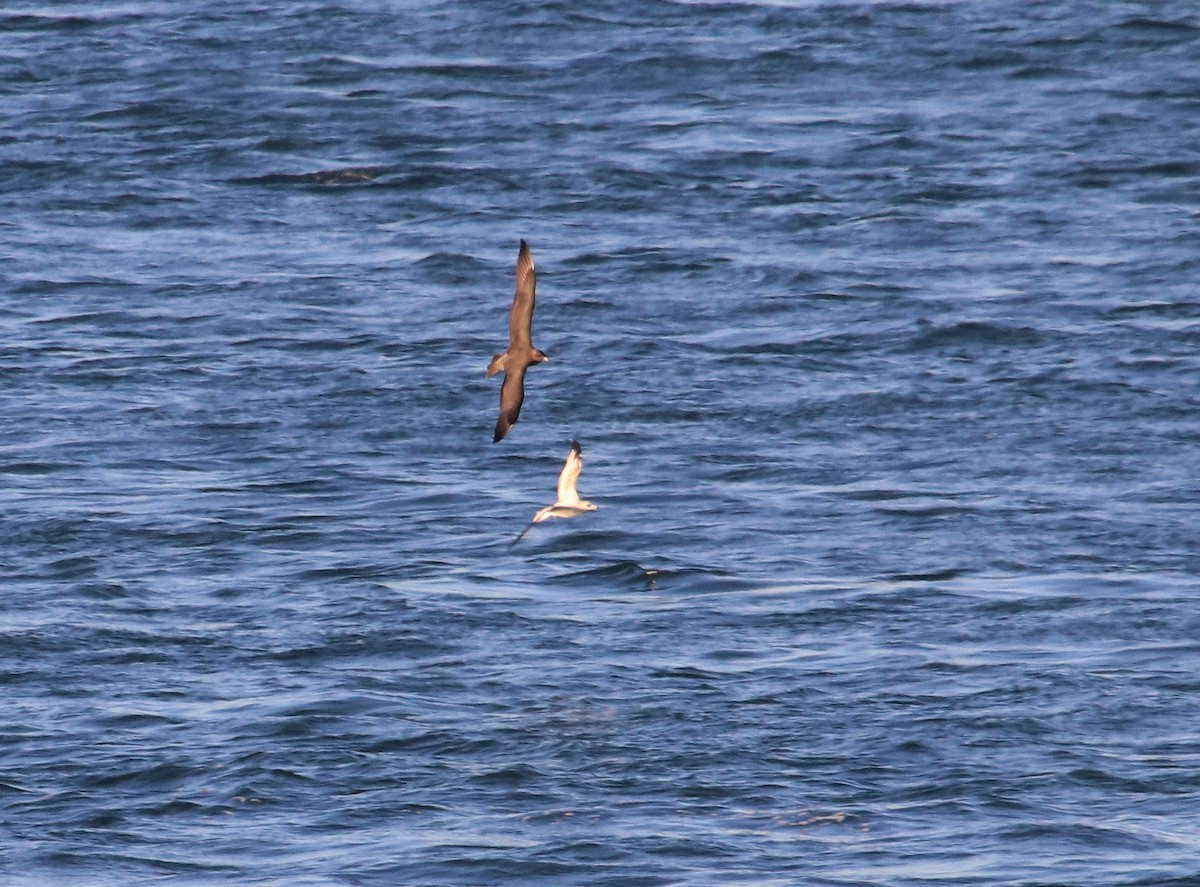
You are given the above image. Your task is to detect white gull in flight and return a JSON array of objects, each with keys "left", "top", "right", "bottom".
[{"left": 512, "top": 440, "right": 598, "bottom": 545}]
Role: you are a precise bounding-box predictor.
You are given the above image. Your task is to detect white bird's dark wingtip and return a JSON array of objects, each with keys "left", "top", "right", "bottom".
[{"left": 509, "top": 520, "right": 536, "bottom": 546}]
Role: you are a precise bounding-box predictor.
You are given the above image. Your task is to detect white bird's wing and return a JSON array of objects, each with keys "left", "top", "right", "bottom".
[
  {"left": 510, "top": 519, "right": 538, "bottom": 546},
  {"left": 556, "top": 440, "right": 583, "bottom": 506}
]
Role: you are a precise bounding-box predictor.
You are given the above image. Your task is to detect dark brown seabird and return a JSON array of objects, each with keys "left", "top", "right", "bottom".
[{"left": 487, "top": 239, "right": 548, "bottom": 442}]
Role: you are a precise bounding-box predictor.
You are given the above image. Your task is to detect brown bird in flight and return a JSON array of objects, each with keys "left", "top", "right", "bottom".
[{"left": 487, "top": 239, "right": 548, "bottom": 442}]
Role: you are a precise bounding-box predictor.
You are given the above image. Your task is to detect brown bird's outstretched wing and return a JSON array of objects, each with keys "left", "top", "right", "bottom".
[
  {"left": 508, "top": 239, "right": 536, "bottom": 350},
  {"left": 494, "top": 363, "right": 527, "bottom": 443}
]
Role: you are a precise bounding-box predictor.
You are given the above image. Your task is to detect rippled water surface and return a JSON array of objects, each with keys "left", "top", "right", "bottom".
[{"left": 3, "top": 1, "right": 1200, "bottom": 884}]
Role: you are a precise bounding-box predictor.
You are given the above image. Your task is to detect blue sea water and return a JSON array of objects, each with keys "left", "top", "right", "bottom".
[{"left": 2, "top": 1, "right": 1199, "bottom": 884}]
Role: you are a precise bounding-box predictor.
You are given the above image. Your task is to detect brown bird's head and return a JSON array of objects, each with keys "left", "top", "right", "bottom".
[{"left": 531, "top": 348, "right": 549, "bottom": 364}]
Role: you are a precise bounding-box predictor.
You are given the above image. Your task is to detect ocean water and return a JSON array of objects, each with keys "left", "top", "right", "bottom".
[{"left": 2, "top": 1, "right": 1199, "bottom": 884}]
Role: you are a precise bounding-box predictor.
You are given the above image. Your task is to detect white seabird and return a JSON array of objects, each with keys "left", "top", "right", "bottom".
[{"left": 512, "top": 440, "right": 598, "bottom": 544}]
